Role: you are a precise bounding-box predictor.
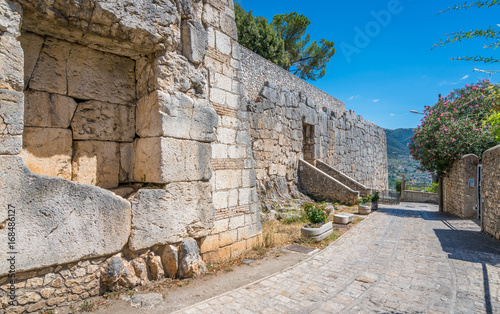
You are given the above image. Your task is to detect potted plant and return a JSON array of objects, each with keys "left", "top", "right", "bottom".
[
  {"left": 301, "top": 203, "right": 333, "bottom": 241},
  {"left": 371, "top": 191, "right": 379, "bottom": 210},
  {"left": 358, "top": 196, "right": 372, "bottom": 215}
]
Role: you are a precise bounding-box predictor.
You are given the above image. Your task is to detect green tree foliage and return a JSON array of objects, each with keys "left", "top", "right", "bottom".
[
  {"left": 234, "top": 4, "right": 335, "bottom": 81},
  {"left": 433, "top": 0, "right": 500, "bottom": 63},
  {"left": 271, "top": 13, "right": 336, "bottom": 80},
  {"left": 234, "top": 3, "right": 285, "bottom": 64},
  {"left": 409, "top": 80, "right": 498, "bottom": 176},
  {"left": 484, "top": 84, "right": 500, "bottom": 141}
]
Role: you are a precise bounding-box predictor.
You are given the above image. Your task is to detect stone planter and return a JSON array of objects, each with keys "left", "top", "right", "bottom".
[
  {"left": 371, "top": 202, "right": 378, "bottom": 210},
  {"left": 358, "top": 204, "right": 371, "bottom": 215},
  {"left": 301, "top": 222, "right": 333, "bottom": 242},
  {"left": 334, "top": 213, "right": 354, "bottom": 224}
]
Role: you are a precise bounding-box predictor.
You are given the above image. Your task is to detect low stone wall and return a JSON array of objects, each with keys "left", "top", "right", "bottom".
[
  {"left": 401, "top": 190, "right": 438, "bottom": 204},
  {"left": 482, "top": 145, "right": 500, "bottom": 240},
  {"left": 316, "top": 160, "right": 372, "bottom": 197},
  {"left": 298, "top": 160, "right": 359, "bottom": 205},
  {"left": 442, "top": 154, "right": 479, "bottom": 219}
]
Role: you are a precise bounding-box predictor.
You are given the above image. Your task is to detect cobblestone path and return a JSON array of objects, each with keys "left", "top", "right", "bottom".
[{"left": 174, "top": 203, "right": 500, "bottom": 314}]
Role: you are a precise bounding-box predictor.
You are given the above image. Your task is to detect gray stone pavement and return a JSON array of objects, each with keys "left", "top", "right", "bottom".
[{"left": 173, "top": 203, "right": 500, "bottom": 314}]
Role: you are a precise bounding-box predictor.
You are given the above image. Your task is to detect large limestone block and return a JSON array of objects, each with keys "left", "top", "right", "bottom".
[
  {"left": 0, "top": 156, "right": 131, "bottom": 276},
  {"left": 24, "top": 90, "right": 78, "bottom": 128},
  {"left": 0, "top": 1, "right": 22, "bottom": 37},
  {"left": 129, "top": 182, "right": 215, "bottom": 251},
  {"left": 20, "top": 32, "right": 45, "bottom": 90},
  {"left": 72, "top": 141, "right": 120, "bottom": 189},
  {"left": 134, "top": 137, "right": 211, "bottom": 184},
  {"left": 119, "top": 142, "right": 134, "bottom": 183},
  {"left": 136, "top": 91, "right": 217, "bottom": 142},
  {"left": 29, "top": 37, "right": 73, "bottom": 94},
  {"left": 67, "top": 45, "right": 136, "bottom": 104},
  {"left": 71, "top": 100, "right": 135, "bottom": 142},
  {"left": 0, "top": 33, "right": 23, "bottom": 92},
  {"left": 0, "top": 89, "right": 23, "bottom": 136},
  {"left": 0, "top": 134, "right": 21, "bottom": 155},
  {"left": 177, "top": 238, "right": 206, "bottom": 278},
  {"left": 20, "top": 127, "right": 73, "bottom": 180},
  {"left": 182, "top": 20, "right": 208, "bottom": 65},
  {"left": 0, "top": 89, "right": 23, "bottom": 154}
]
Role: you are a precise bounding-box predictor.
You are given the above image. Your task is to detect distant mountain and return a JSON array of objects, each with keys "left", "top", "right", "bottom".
[
  {"left": 384, "top": 128, "right": 414, "bottom": 156},
  {"left": 384, "top": 128, "right": 432, "bottom": 189}
]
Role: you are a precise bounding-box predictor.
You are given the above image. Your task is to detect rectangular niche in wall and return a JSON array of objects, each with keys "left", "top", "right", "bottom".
[
  {"left": 302, "top": 123, "right": 315, "bottom": 164},
  {"left": 20, "top": 31, "right": 137, "bottom": 190}
]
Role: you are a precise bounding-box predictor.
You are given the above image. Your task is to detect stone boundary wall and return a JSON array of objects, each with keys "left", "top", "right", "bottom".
[
  {"left": 443, "top": 154, "right": 479, "bottom": 219},
  {"left": 401, "top": 190, "right": 438, "bottom": 204},
  {"left": 298, "top": 160, "right": 359, "bottom": 205},
  {"left": 482, "top": 145, "right": 500, "bottom": 240},
  {"left": 239, "top": 46, "right": 345, "bottom": 115},
  {"left": 316, "top": 160, "right": 372, "bottom": 197}
]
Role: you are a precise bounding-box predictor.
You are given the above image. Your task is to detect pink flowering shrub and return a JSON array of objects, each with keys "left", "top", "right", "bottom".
[{"left": 409, "top": 80, "right": 498, "bottom": 176}]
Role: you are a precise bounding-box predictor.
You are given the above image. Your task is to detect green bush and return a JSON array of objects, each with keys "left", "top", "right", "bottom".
[
  {"left": 371, "top": 191, "right": 380, "bottom": 203},
  {"left": 303, "top": 202, "right": 328, "bottom": 224},
  {"left": 359, "top": 196, "right": 372, "bottom": 205},
  {"left": 396, "top": 180, "right": 402, "bottom": 193},
  {"left": 425, "top": 182, "right": 439, "bottom": 193}
]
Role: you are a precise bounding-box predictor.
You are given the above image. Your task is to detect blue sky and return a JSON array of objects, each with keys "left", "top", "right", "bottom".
[{"left": 236, "top": 0, "right": 500, "bottom": 130}]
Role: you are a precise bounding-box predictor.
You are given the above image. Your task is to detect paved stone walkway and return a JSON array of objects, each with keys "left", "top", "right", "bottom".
[{"left": 173, "top": 203, "right": 500, "bottom": 314}]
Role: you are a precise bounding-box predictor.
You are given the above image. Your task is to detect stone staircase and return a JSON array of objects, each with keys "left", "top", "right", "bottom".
[{"left": 298, "top": 159, "right": 372, "bottom": 205}]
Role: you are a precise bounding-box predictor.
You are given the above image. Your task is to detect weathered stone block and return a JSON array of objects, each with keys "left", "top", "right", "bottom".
[
  {"left": 29, "top": 38, "right": 72, "bottom": 94},
  {"left": 199, "top": 234, "right": 219, "bottom": 253},
  {"left": 215, "top": 30, "right": 231, "bottom": 55},
  {"left": 20, "top": 32, "right": 45, "bottom": 90},
  {"left": 161, "top": 245, "right": 178, "bottom": 278},
  {"left": 0, "top": 1, "right": 22, "bottom": 37},
  {"left": 178, "top": 238, "right": 206, "bottom": 278},
  {"left": 119, "top": 142, "right": 134, "bottom": 183},
  {"left": 215, "top": 169, "right": 241, "bottom": 190},
  {"left": 20, "top": 127, "right": 73, "bottom": 180},
  {"left": 0, "top": 134, "right": 21, "bottom": 155},
  {"left": 182, "top": 20, "right": 208, "bottom": 65},
  {"left": 0, "top": 156, "right": 131, "bottom": 276},
  {"left": 24, "top": 90, "right": 78, "bottom": 128},
  {"left": 134, "top": 137, "right": 211, "bottom": 184},
  {"left": 0, "top": 89, "right": 23, "bottom": 136},
  {"left": 67, "top": 44, "right": 136, "bottom": 104},
  {"left": 0, "top": 33, "right": 23, "bottom": 92},
  {"left": 72, "top": 141, "right": 120, "bottom": 189},
  {"left": 71, "top": 100, "right": 135, "bottom": 142},
  {"left": 137, "top": 91, "right": 217, "bottom": 142},
  {"left": 218, "top": 229, "right": 238, "bottom": 247},
  {"left": 129, "top": 182, "right": 215, "bottom": 251}
]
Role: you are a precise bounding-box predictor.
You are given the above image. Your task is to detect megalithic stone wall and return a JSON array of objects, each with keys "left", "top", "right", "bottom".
[{"left": 239, "top": 46, "right": 388, "bottom": 199}]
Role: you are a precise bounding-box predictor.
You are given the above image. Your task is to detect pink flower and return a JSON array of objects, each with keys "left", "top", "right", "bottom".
[{"left": 452, "top": 138, "right": 456, "bottom": 142}]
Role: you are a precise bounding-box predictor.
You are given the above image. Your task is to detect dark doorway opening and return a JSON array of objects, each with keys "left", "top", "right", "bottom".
[{"left": 302, "top": 123, "right": 315, "bottom": 164}]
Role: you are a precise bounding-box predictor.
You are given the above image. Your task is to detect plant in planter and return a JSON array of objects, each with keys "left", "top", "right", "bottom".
[
  {"left": 371, "top": 191, "right": 380, "bottom": 210},
  {"left": 301, "top": 203, "right": 333, "bottom": 241},
  {"left": 358, "top": 196, "right": 372, "bottom": 215}
]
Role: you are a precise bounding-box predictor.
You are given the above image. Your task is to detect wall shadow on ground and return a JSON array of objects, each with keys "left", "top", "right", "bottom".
[{"left": 377, "top": 205, "right": 500, "bottom": 314}]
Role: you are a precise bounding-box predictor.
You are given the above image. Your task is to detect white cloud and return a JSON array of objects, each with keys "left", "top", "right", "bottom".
[
  {"left": 347, "top": 95, "right": 360, "bottom": 100},
  {"left": 373, "top": 99, "right": 380, "bottom": 103},
  {"left": 461, "top": 75, "right": 469, "bottom": 80},
  {"left": 389, "top": 113, "right": 396, "bottom": 116}
]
